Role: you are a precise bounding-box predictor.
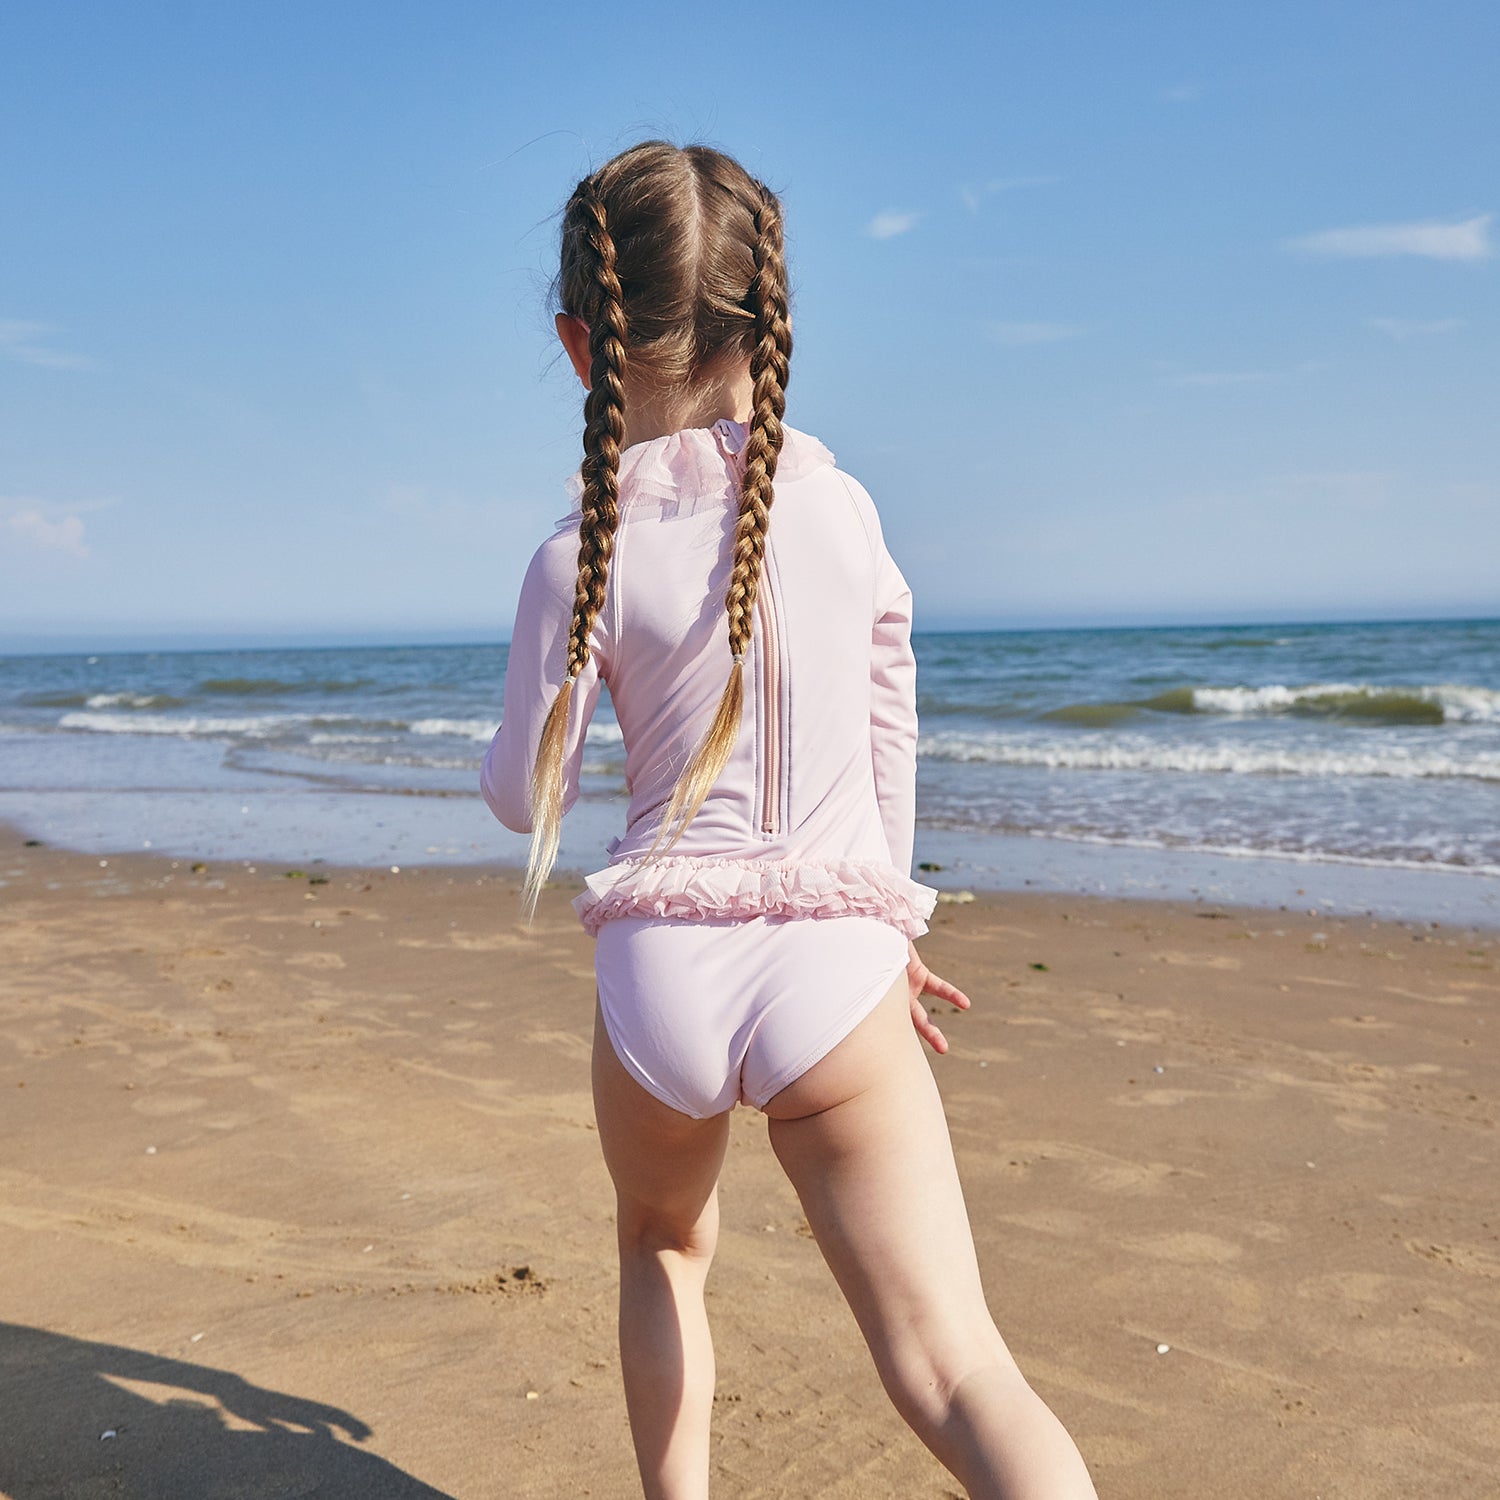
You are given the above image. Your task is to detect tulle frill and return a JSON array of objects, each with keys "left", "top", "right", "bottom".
[
  {"left": 572, "top": 855, "right": 938, "bottom": 939},
  {"left": 562, "top": 419, "right": 835, "bottom": 517}
]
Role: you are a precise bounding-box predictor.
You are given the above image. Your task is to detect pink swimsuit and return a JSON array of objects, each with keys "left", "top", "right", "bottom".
[{"left": 482, "top": 419, "right": 936, "bottom": 1116}]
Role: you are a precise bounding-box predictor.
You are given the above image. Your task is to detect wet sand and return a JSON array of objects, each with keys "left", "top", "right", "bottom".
[{"left": 1, "top": 826, "right": 1496, "bottom": 1497}]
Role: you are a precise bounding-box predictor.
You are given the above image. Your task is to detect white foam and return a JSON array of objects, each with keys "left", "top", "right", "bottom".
[
  {"left": 1430, "top": 684, "right": 1500, "bottom": 723},
  {"left": 1035, "top": 829, "right": 1500, "bottom": 880},
  {"left": 917, "top": 730, "right": 1500, "bottom": 782},
  {"left": 1190, "top": 682, "right": 1500, "bottom": 722},
  {"left": 409, "top": 717, "right": 499, "bottom": 741},
  {"left": 406, "top": 716, "right": 624, "bottom": 747},
  {"left": 59, "top": 711, "right": 298, "bottom": 738},
  {"left": 84, "top": 692, "right": 177, "bottom": 710}
]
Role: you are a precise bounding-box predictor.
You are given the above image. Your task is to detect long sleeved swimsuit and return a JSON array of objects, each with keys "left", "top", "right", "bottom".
[{"left": 482, "top": 419, "right": 935, "bottom": 1115}]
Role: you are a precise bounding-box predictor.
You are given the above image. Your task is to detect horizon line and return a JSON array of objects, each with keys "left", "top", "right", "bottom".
[{"left": 1, "top": 609, "right": 1497, "bottom": 658}]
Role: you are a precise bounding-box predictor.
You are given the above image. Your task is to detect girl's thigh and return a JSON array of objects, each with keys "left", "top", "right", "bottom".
[
  {"left": 591, "top": 1003, "right": 731, "bottom": 1236},
  {"left": 763, "top": 981, "right": 1003, "bottom": 1355}
]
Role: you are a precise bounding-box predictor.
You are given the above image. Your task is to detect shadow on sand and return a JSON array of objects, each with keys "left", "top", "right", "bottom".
[{"left": 0, "top": 1321, "right": 456, "bottom": 1498}]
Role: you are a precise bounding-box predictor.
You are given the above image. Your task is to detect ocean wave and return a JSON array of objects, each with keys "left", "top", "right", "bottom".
[
  {"left": 20, "top": 691, "right": 92, "bottom": 708},
  {"left": 18, "top": 689, "right": 186, "bottom": 710},
  {"left": 409, "top": 717, "right": 500, "bottom": 742},
  {"left": 1042, "top": 682, "right": 1500, "bottom": 727},
  {"left": 58, "top": 711, "right": 302, "bottom": 738},
  {"left": 409, "top": 717, "right": 625, "bottom": 747},
  {"left": 50, "top": 709, "right": 629, "bottom": 751},
  {"left": 1196, "top": 637, "right": 1294, "bottom": 650},
  {"left": 1023, "top": 829, "right": 1500, "bottom": 879},
  {"left": 84, "top": 691, "right": 189, "bottom": 710},
  {"left": 916, "top": 730, "right": 1500, "bottom": 781},
  {"left": 1189, "top": 683, "right": 1499, "bottom": 723},
  {"left": 197, "top": 676, "right": 373, "bottom": 696}
]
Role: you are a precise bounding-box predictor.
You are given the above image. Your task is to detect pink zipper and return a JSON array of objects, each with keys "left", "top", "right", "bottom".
[{"left": 756, "top": 584, "right": 782, "bottom": 835}]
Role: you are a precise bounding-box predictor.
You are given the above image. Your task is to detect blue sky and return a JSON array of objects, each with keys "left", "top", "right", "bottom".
[{"left": 1, "top": 1, "right": 1496, "bottom": 648}]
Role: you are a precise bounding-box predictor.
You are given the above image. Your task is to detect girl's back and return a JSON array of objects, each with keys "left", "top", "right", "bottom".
[{"left": 483, "top": 417, "right": 931, "bottom": 935}]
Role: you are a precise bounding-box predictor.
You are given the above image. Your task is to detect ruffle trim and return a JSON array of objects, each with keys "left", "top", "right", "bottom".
[
  {"left": 572, "top": 855, "right": 938, "bottom": 939},
  {"left": 561, "top": 419, "right": 835, "bottom": 517}
]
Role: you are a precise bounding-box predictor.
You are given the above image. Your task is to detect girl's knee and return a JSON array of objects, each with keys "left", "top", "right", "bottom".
[
  {"left": 875, "top": 1319, "right": 1019, "bottom": 1428},
  {"left": 615, "top": 1193, "right": 720, "bottom": 1263}
]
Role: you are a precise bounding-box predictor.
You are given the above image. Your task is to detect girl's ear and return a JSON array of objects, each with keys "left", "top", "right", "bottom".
[{"left": 555, "top": 313, "right": 592, "bottom": 388}]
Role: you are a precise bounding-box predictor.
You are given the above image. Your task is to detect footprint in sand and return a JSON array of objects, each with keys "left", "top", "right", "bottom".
[
  {"left": 1426, "top": 1403, "right": 1500, "bottom": 1455},
  {"left": 1336, "top": 1320, "right": 1479, "bottom": 1369},
  {"left": 997, "top": 1208, "right": 1091, "bottom": 1238},
  {"left": 1406, "top": 1240, "right": 1500, "bottom": 1279},
  {"left": 285, "top": 952, "right": 346, "bottom": 970},
  {"left": 1109, "top": 1087, "right": 1225, "bottom": 1109},
  {"left": 1120, "top": 1230, "right": 1243, "bottom": 1265},
  {"left": 131, "top": 1094, "right": 207, "bottom": 1117},
  {"left": 1153, "top": 951, "right": 1241, "bottom": 970},
  {"left": 1004, "top": 1141, "right": 1198, "bottom": 1194},
  {"left": 395, "top": 932, "right": 533, "bottom": 952},
  {"left": 520, "top": 1029, "right": 594, "bottom": 1062},
  {"left": 449, "top": 932, "right": 536, "bottom": 952},
  {"left": 1080, "top": 1434, "right": 1151, "bottom": 1467}
]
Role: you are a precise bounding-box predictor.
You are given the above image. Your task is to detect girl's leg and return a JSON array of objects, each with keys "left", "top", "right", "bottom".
[
  {"left": 763, "top": 980, "right": 1098, "bottom": 1500},
  {"left": 592, "top": 1005, "right": 732, "bottom": 1500}
]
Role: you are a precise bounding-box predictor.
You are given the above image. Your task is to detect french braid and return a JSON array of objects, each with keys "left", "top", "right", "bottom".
[
  {"left": 521, "top": 142, "right": 795, "bottom": 907},
  {"left": 649, "top": 185, "right": 792, "bottom": 854},
  {"left": 522, "top": 178, "right": 627, "bottom": 913}
]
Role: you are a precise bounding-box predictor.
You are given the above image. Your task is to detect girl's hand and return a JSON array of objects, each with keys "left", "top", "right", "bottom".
[{"left": 906, "top": 940, "right": 971, "bottom": 1054}]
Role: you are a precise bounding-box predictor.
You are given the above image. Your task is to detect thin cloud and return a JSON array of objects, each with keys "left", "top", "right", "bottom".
[
  {"left": 1159, "top": 358, "right": 1326, "bottom": 388},
  {"left": 1366, "top": 316, "right": 1464, "bottom": 339},
  {"left": 1, "top": 503, "right": 90, "bottom": 558},
  {"left": 866, "top": 210, "right": 922, "bottom": 240},
  {"left": 1164, "top": 370, "right": 1277, "bottom": 388},
  {"left": 987, "top": 321, "right": 1086, "bottom": 346},
  {"left": 1283, "top": 213, "right": 1493, "bottom": 262},
  {"left": 0, "top": 319, "right": 97, "bottom": 371},
  {"left": 958, "top": 175, "right": 1060, "bottom": 212}
]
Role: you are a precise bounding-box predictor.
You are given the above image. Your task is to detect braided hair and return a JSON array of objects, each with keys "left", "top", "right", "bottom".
[
  {"left": 523, "top": 143, "right": 792, "bottom": 909},
  {"left": 521, "top": 180, "right": 627, "bottom": 911}
]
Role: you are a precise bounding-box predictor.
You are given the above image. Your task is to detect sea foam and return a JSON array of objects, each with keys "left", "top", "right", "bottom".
[{"left": 916, "top": 730, "right": 1500, "bottom": 781}]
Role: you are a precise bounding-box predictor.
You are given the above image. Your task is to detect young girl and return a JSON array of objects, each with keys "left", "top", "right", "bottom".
[{"left": 482, "top": 141, "right": 1097, "bottom": 1500}]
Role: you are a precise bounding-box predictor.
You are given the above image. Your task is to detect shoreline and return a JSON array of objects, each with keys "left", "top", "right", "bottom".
[
  {"left": 3, "top": 786, "right": 1498, "bottom": 932},
  {"left": 2, "top": 824, "right": 1496, "bottom": 1496}
]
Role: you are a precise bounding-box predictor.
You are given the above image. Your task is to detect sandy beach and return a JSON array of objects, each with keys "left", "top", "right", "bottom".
[{"left": 2, "top": 823, "right": 1496, "bottom": 1498}]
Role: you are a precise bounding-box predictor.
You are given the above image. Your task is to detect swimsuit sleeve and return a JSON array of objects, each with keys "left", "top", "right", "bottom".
[
  {"left": 837, "top": 472, "right": 920, "bottom": 876},
  {"left": 480, "top": 527, "right": 607, "bottom": 834},
  {"left": 870, "top": 539, "right": 919, "bottom": 875}
]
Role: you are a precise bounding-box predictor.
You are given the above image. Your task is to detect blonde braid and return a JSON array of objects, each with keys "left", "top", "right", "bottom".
[
  {"left": 650, "top": 186, "right": 792, "bottom": 855},
  {"left": 523, "top": 179, "right": 628, "bottom": 913},
  {"left": 727, "top": 189, "right": 791, "bottom": 652}
]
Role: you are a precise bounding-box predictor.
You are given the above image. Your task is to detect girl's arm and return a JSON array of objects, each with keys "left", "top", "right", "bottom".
[
  {"left": 855, "top": 482, "right": 972, "bottom": 1053},
  {"left": 480, "top": 530, "right": 606, "bottom": 834},
  {"left": 869, "top": 543, "right": 919, "bottom": 875}
]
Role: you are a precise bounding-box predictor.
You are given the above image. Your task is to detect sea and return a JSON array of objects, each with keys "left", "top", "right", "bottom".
[{"left": 2, "top": 618, "right": 1497, "bottom": 926}]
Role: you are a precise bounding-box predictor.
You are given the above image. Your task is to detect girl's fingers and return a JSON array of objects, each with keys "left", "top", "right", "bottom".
[
  {"left": 908, "top": 995, "right": 949, "bottom": 1054},
  {"left": 927, "top": 974, "right": 972, "bottom": 1009},
  {"left": 918, "top": 967, "right": 971, "bottom": 1010},
  {"left": 906, "top": 945, "right": 970, "bottom": 1050}
]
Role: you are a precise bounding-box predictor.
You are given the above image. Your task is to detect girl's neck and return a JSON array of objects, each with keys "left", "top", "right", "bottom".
[{"left": 621, "top": 359, "right": 754, "bottom": 450}]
